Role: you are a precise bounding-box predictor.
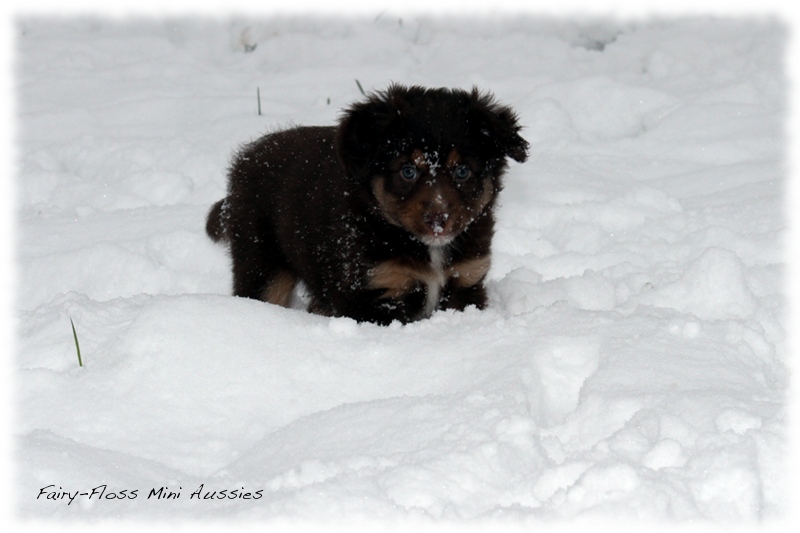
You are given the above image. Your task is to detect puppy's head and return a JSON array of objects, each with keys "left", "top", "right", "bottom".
[{"left": 336, "top": 84, "right": 528, "bottom": 246}]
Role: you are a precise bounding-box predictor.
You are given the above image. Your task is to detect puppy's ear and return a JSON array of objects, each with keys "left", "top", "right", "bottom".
[
  {"left": 470, "top": 89, "right": 529, "bottom": 163},
  {"left": 336, "top": 88, "right": 402, "bottom": 178}
]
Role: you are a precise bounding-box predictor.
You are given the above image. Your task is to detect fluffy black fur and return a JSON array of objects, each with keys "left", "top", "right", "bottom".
[{"left": 206, "top": 84, "right": 528, "bottom": 325}]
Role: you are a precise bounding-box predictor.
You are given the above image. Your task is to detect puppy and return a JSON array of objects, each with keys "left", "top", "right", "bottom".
[{"left": 206, "top": 84, "right": 528, "bottom": 325}]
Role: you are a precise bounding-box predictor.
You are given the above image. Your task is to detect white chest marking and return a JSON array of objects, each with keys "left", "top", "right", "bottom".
[{"left": 423, "top": 245, "right": 447, "bottom": 318}]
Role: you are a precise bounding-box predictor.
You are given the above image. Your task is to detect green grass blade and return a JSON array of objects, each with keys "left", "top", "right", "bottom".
[{"left": 70, "top": 318, "right": 83, "bottom": 367}]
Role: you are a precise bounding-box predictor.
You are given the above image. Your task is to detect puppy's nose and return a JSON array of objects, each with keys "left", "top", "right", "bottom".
[{"left": 424, "top": 212, "right": 450, "bottom": 235}]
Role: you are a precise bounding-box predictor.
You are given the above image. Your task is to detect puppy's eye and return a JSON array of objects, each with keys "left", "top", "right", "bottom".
[
  {"left": 454, "top": 165, "right": 471, "bottom": 181},
  {"left": 400, "top": 164, "right": 418, "bottom": 181}
]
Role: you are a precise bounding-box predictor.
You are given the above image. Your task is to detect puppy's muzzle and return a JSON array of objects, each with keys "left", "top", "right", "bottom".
[{"left": 423, "top": 211, "right": 450, "bottom": 235}]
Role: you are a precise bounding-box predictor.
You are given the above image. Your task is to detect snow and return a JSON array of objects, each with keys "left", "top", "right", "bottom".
[{"left": 11, "top": 12, "right": 790, "bottom": 528}]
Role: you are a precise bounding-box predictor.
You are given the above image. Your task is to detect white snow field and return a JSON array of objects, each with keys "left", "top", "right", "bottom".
[{"left": 13, "top": 14, "right": 788, "bottom": 526}]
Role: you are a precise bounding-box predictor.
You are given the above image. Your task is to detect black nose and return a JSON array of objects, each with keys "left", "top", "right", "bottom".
[{"left": 424, "top": 212, "right": 450, "bottom": 234}]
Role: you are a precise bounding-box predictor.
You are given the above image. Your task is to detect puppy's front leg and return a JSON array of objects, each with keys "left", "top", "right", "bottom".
[
  {"left": 439, "top": 281, "right": 488, "bottom": 312},
  {"left": 331, "top": 286, "right": 427, "bottom": 325},
  {"left": 438, "top": 254, "right": 491, "bottom": 311}
]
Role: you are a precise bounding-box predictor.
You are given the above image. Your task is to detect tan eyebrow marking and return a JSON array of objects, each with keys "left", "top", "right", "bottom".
[{"left": 446, "top": 149, "right": 460, "bottom": 169}]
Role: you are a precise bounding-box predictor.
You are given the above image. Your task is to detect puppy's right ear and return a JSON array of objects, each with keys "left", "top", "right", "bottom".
[{"left": 335, "top": 89, "right": 401, "bottom": 179}]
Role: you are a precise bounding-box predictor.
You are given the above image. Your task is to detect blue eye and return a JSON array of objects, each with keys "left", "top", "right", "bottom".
[
  {"left": 454, "top": 165, "right": 471, "bottom": 181},
  {"left": 400, "top": 164, "right": 418, "bottom": 181}
]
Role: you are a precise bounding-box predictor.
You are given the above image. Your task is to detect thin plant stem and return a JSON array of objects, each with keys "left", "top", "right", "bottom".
[{"left": 70, "top": 318, "right": 83, "bottom": 368}]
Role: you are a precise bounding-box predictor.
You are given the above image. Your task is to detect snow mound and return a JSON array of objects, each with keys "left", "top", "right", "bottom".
[{"left": 644, "top": 247, "right": 757, "bottom": 320}]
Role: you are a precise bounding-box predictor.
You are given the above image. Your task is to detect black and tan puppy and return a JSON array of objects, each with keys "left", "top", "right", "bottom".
[{"left": 206, "top": 84, "right": 528, "bottom": 325}]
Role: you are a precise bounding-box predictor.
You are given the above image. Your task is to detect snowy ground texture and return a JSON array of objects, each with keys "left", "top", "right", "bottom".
[{"left": 14, "top": 15, "right": 787, "bottom": 525}]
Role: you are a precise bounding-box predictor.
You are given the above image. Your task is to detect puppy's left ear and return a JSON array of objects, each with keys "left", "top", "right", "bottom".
[
  {"left": 471, "top": 89, "right": 530, "bottom": 163},
  {"left": 335, "top": 90, "right": 398, "bottom": 179}
]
